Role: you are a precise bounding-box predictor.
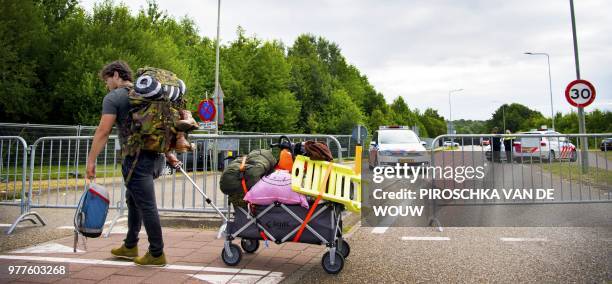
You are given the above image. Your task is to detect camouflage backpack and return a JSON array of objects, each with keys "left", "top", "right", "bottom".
[{"left": 122, "top": 67, "right": 187, "bottom": 158}]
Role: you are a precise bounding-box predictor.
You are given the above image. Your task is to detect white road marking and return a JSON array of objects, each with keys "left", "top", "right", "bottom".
[
  {"left": 0, "top": 223, "right": 30, "bottom": 228},
  {"left": 401, "top": 236, "right": 450, "bottom": 241},
  {"left": 371, "top": 227, "right": 388, "bottom": 234},
  {"left": 257, "top": 276, "right": 284, "bottom": 284},
  {"left": 239, "top": 269, "right": 272, "bottom": 276},
  {"left": 188, "top": 274, "right": 235, "bottom": 284},
  {"left": 0, "top": 255, "right": 276, "bottom": 276},
  {"left": 106, "top": 226, "right": 128, "bottom": 234},
  {"left": 230, "top": 274, "right": 264, "bottom": 283},
  {"left": 500, "top": 237, "right": 548, "bottom": 242},
  {"left": 11, "top": 243, "right": 84, "bottom": 253}
]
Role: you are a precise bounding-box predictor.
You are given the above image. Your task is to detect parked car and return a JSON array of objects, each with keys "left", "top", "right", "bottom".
[
  {"left": 368, "top": 126, "right": 428, "bottom": 169},
  {"left": 443, "top": 141, "right": 460, "bottom": 147},
  {"left": 600, "top": 138, "right": 612, "bottom": 151}
]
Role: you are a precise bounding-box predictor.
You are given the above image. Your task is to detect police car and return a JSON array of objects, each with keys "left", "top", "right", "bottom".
[
  {"left": 512, "top": 130, "right": 577, "bottom": 162},
  {"left": 368, "top": 126, "right": 429, "bottom": 169}
]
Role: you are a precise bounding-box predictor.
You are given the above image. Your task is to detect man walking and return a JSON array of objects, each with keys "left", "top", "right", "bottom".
[{"left": 86, "top": 60, "right": 167, "bottom": 266}]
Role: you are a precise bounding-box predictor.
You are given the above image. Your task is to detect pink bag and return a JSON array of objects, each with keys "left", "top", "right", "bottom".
[{"left": 244, "top": 170, "right": 309, "bottom": 208}]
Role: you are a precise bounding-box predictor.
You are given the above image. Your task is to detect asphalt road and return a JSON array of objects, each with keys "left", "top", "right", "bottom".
[
  {"left": 291, "top": 226, "right": 610, "bottom": 283},
  {"left": 290, "top": 151, "right": 611, "bottom": 282}
]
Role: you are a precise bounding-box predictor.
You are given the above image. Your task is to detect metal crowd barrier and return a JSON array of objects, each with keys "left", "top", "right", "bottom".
[
  {"left": 428, "top": 133, "right": 611, "bottom": 229},
  {"left": 3, "top": 133, "right": 344, "bottom": 234},
  {"left": 0, "top": 136, "right": 46, "bottom": 234}
]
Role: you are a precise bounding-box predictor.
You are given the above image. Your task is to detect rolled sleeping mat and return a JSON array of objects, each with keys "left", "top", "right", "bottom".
[
  {"left": 162, "top": 79, "right": 187, "bottom": 102},
  {"left": 163, "top": 85, "right": 181, "bottom": 102},
  {"left": 178, "top": 79, "right": 186, "bottom": 96},
  {"left": 134, "top": 75, "right": 163, "bottom": 100}
]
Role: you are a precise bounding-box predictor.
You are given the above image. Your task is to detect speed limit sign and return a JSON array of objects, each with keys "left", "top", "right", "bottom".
[{"left": 565, "top": 79, "right": 596, "bottom": 108}]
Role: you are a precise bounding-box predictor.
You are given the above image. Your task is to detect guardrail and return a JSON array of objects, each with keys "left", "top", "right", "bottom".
[{"left": 428, "top": 133, "right": 611, "bottom": 230}]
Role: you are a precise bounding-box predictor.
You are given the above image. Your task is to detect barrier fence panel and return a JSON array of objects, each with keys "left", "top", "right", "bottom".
[
  {"left": 4, "top": 133, "right": 344, "bottom": 234},
  {"left": 1, "top": 123, "right": 354, "bottom": 160},
  {"left": 428, "top": 133, "right": 611, "bottom": 229},
  {"left": 0, "top": 136, "right": 28, "bottom": 208},
  {"left": 0, "top": 123, "right": 99, "bottom": 145},
  {"left": 0, "top": 136, "right": 47, "bottom": 234},
  {"left": 27, "top": 136, "right": 124, "bottom": 210},
  {"left": 159, "top": 134, "right": 344, "bottom": 214}
]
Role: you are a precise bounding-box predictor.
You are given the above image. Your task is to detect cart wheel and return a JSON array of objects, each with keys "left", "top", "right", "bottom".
[
  {"left": 336, "top": 239, "right": 350, "bottom": 258},
  {"left": 221, "top": 243, "right": 242, "bottom": 266},
  {"left": 321, "top": 251, "right": 344, "bottom": 274},
  {"left": 240, "top": 238, "right": 259, "bottom": 254}
]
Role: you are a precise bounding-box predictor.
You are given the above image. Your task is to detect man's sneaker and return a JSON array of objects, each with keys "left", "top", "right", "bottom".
[
  {"left": 134, "top": 252, "right": 167, "bottom": 267},
  {"left": 111, "top": 245, "right": 138, "bottom": 260}
]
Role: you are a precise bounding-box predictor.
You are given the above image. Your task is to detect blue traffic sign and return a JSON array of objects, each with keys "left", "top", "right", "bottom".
[{"left": 198, "top": 99, "right": 216, "bottom": 122}]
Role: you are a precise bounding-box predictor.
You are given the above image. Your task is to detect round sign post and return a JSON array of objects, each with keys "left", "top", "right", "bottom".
[
  {"left": 351, "top": 125, "right": 368, "bottom": 145},
  {"left": 351, "top": 125, "right": 368, "bottom": 175},
  {"left": 198, "top": 99, "right": 216, "bottom": 122},
  {"left": 565, "top": 79, "right": 595, "bottom": 173},
  {"left": 564, "top": 79, "right": 596, "bottom": 108}
]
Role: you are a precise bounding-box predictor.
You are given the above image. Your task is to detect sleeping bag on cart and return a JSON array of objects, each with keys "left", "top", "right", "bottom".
[{"left": 220, "top": 149, "right": 277, "bottom": 208}]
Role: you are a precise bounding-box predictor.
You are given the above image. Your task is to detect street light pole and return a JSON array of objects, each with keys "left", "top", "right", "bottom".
[
  {"left": 524, "top": 52, "right": 555, "bottom": 130},
  {"left": 502, "top": 105, "right": 506, "bottom": 131},
  {"left": 448, "top": 89, "right": 463, "bottom": 134},
  {"left": 214, "top": 0, "right": 221, "bottom": 135}
]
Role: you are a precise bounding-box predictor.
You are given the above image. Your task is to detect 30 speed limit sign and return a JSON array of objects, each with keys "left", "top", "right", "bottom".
[{"left": 565, "top": 79, "right": 596, "bottom": 108}]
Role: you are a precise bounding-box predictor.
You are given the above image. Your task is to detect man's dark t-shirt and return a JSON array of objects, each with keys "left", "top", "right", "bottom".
[
  {"left": 101, "top": 87, "right": 130, "bottom": 146},
  {"left": 492, "top": 137, "right": 502, "bottom": 151}
]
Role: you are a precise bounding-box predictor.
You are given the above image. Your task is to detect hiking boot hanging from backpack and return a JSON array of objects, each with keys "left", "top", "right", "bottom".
[
  {"left": 175, "top": 109, "right": 199, "bottom": 132},
  {"left": 174, "top": 132, "right": 194, "bottom": 153}
]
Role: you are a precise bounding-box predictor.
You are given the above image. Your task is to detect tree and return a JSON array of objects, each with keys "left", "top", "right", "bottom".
[
  {"left": 288, "top": 35, "right": 333, "bottom": 132},
  {"left": 419, "top": 108, "right": 447, "bottom": 138},
  {"left": 0, "top": 0, "right": 50, "bottom": 122},
  {"left": 453, "top": 119, "right": 487, "bottom": 134},
  {"left": 315, "top": 89, "right": 364, "bottom": 134},
  {"left": 1, "top": 0, "right": 449, "bottom": 136},
  {"left": 389, "top": 96, "right": 417, "bottom": 126},
  {"left": 487, "top": 103, "right": 546, "bottom": 132}
]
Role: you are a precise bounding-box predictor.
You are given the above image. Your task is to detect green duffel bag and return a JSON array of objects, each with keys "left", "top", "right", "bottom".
[{"left": 220, "top": 149, "right": 277, "bottom": 197}]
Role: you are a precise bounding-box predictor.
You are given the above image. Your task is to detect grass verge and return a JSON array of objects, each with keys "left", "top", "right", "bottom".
[{"left": 539, "top": 163, "right": 611, "bottom": 188}]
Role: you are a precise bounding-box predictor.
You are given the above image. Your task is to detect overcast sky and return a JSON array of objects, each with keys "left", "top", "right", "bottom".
[{"left": 80, "top": 0, "right": 611, "bottom": 120}]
